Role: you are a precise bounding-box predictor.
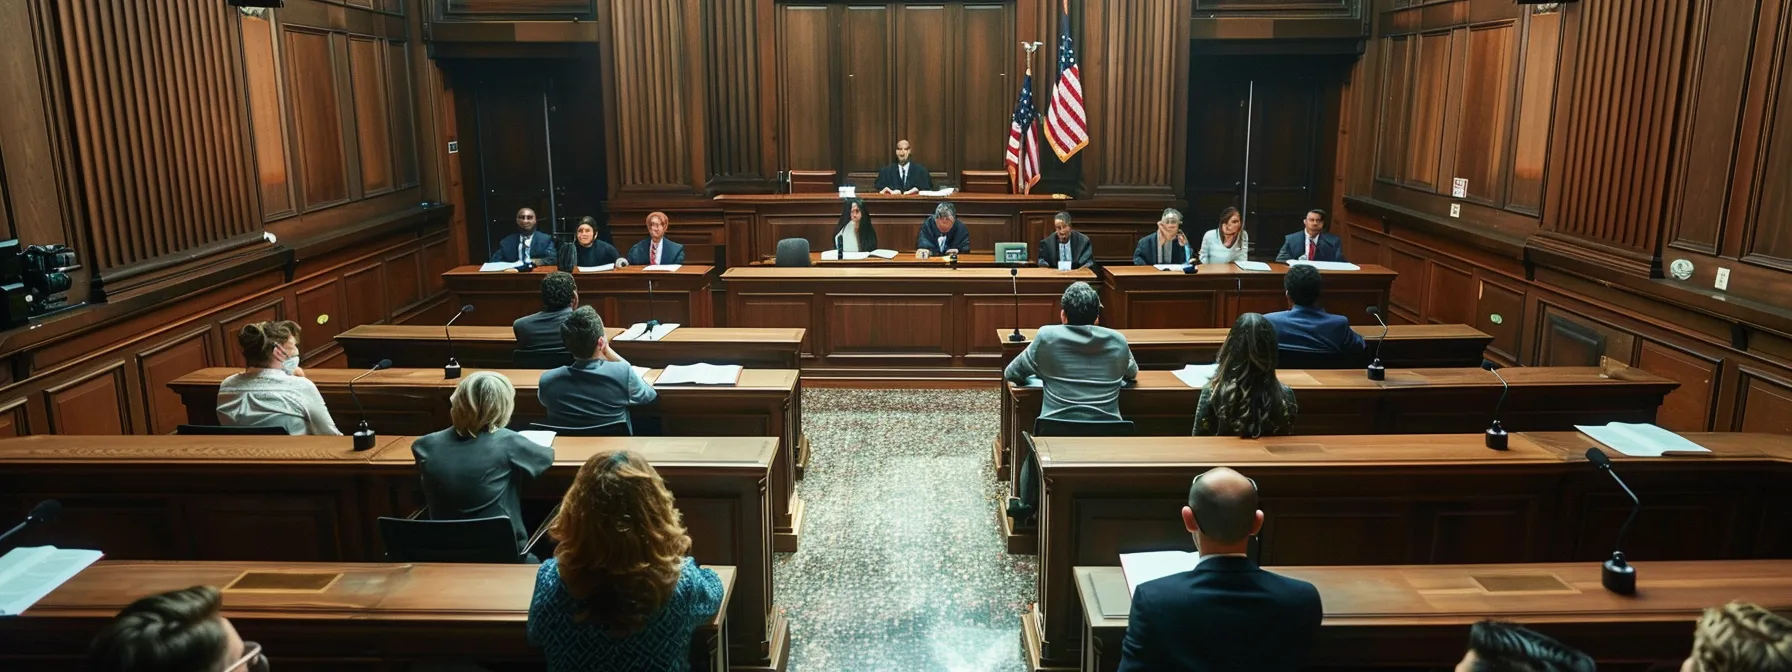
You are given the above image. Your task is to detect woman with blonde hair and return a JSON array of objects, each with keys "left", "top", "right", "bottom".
[
  {"left": 1683, "top": 602, "right": 1792, "bottom": 671},
  {"left": 1193, "top": 313, "right": 1298, "bottom": 437},
  {"left": 410, "top": 371, "right": 552, "bottom": 551},
  {"left": 216, "top": 320, "right": 341, "bottom": 435},
  {"left": 529, "top": 450, "right": 724, "bottom": 671}
]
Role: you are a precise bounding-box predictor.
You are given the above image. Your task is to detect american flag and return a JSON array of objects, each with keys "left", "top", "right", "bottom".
[
  {"left": 1044, "top": 0, "right": 1087, "bottom": 161},
  {"left": 1005, "top": 72, "right": 1041, "bottom": 194}
]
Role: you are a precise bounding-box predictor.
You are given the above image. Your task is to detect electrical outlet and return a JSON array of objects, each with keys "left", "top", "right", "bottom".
[
  {"left": 1716, "top": 267, "right": 1731, "bottom": 291},
  {"left": 1449, "top": 203, "right": 1461, "bottom": 218}
]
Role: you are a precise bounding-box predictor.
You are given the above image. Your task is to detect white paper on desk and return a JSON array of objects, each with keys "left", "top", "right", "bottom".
[
  {"left": 1577, "top": 422, "right": 1712, "bottom": 457},
  {"left": 643, "top": 264, "right": 682, "bottom": 272},
  {"left": 869, "top": 249, "right": 899, "bottom": 259},
  {"left": 918, "top": 188, "right": 955, "bottom": 197},
  {"left": 656, "top": 363, "right": 743, "bottom": 385},
  {"left": 837, "top": 186, "right": 856, "bottom": 198},
  {"left": 1234, "top": 260, "right": 1272, "bottom": 272},
  {"left": 479, "top": 261, "right": 523, "bottom": 272},
  {"left": 615, "top": 323, "right": 679, "bottom": 342},
  {"left": 0, "top": 546, "right": 104, "bottom": 616},
  {"left": 518, "top": 430, "right": 556, "bottom": 448},
  {"left": 1287, "top": 260, "right": 1362, "bottom": 271},
  {"left": 1120, "top": 550, "right": 1200, "bottom": 596},
  {"left": 576, "top": 264, "right": 615, "bottom": 273},
  {"left": 823, "top": 250, "right": 871, "bottom": 261},
  {"left": 1153, "top": 264, "right": 1183, "bottom": 271},
  {"left": 1171, "top": 364, "right": 1219, "bottom": 388}
]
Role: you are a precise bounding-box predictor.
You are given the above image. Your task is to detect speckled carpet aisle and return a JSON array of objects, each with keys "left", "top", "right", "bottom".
[{"left": 773, "top": 388, "right": 1037, "bottom": 672}]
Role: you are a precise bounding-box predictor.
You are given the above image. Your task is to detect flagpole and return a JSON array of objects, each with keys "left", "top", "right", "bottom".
[{"left": 1017, "top": 41, "right": 1042, "bottom": 194}]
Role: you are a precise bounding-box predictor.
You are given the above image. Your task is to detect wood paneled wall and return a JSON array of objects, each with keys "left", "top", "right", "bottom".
[
  {"left": 1083, "top": 0, "right": 1190, "bottom": 198},
  {"left": 603, "top": 0, "right": 705, "bottom": 195}
]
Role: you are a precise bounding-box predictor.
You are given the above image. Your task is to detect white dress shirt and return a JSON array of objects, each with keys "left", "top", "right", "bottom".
[{"left": 216, "top": 369, "right": 343, "bottom": 436}]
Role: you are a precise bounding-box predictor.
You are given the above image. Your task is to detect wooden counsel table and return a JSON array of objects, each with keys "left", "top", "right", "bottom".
[
  {"left": 722, "top": 266, "right": 1096, "bottom": 378},
  {"left": 714, "top": 192, "right": 1068, "bottom": 268},
  {"left": 1022, "top": 432, "right": 1792, "bottom": 667},
  {"left": 1, "top": 561, "right": 735, "bottom": 672},
  {"left": 0, "top": 435, "right": 785, "bottom": 668},
  {"left": 443, "top": 264, "right": 715, "bottom": 328},
  {"left": 753, "top": 252, "right": 1019, "bottom": 267},
  {"left": 1072, "top": 560, "right": 1792, "bottom": 672},
  {"left": 167, "top": 367, "right": 807, "bottom": 552},
  {"left": 998, "top": 324, "right": 1493, "bottom": 369},
  {"left": 336, "top": 324, "right": 805, "bottom": 370},
  {"left": 1099, "top": 263, "right": 1397, "bottom": 328}
]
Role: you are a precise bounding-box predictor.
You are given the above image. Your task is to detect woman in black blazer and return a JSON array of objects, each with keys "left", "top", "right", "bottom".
[{"left": 833, "top": 197, "right": 878, "bottom": 253}]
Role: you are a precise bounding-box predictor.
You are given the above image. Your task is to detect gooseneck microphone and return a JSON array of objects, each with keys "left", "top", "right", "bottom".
[
  {"left": 348, "top": 358, "right": 392, "bottom": 451},
  {"left": 0, "top": 499, "right": 61, "bottom": 546},
  {"left": 644, "top": 279, "right": 660, "bottom": 335},
  {"left": 1484, "top": 360, "right": 1511, "bottom": 450},
  {"left": 1364, "top": 306, "right": 1390, "bottom": 381},
  {"left": 443, "top": 304, "right": 475, "bottom": 380},
  {"left": 1008, "top": 266, "right": 1025, "bottom": 342},
  {"left": 1585, "top": 447, "right": 1640, "bottom": 594}
]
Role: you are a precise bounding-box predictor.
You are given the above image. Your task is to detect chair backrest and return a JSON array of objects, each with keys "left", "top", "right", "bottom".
[
  {"left": 176, "top": 424, "right": 289, "bottom": 436},
  {"left": 529, "top": 421, "right": 631, "bottom": 437},
  {"left": 1276, "top": 347, "right": 1360, "bottom": 370},
  {"left": 788, "top": 170, "right": 838, "bottom": 194},
  {"left": 1033, "top": 418, "right": 1137, "bottom": 437},
  {"left": 775, "top": 238, "right": 812, "bottom": 267},
  {"left": 513, "top": 348, "right": 573, "bottom": 369},
  {"left": 378, "top": 515, "right": 520, "bottom": 563}
]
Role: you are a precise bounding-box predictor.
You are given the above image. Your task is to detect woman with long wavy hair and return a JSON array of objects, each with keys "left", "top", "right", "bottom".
[
  {"left": 528, "top": 450, "right": 724, "bottom": 671},
  {"left": 1193, "top": 313, "right": 1298, "bottom": 437}
]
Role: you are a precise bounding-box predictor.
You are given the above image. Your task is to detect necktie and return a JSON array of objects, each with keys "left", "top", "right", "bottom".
[
  {"left": 1307, "top": 237, "right": 1316, "bottom": 261},
  {"left": 900, "top": 165, "right": 907, "bottom": 184},
  {"left": 521, "top": 238, "right": 530, "bottom": 261},
  {"left": 650, "top": 241, "right": 659, "bottom": 266}
]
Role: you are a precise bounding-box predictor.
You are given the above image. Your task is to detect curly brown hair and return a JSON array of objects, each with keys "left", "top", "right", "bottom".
[
  {"left": 548, "top": 450, "right": 690, "bottom": 635},
  {"left": 1689, "top": 602, "right": 1792, "bottom": 671},
  {"left": 1207, "top": 313, "right": 1288, "bottom": 438}
]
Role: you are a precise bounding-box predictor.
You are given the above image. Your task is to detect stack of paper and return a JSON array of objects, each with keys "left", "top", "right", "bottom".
[
  {"left": 1153, "top": 264, "right": 1185, "bottom": 272},
  {"left": 1577, "top": 422, "right": 1712, "bottom": 457},
  {"left": 614, "top": 323, "right": 680, "bottom": 342},
  {"left": 1171, "top": 364, "right": 1219, "bottom": 388},
  {"left": 644, "top": 264, "right": 682, "bottom": 272},
  {"left": 576, "top": 263, "right": 615, "bottom": 273},
  {"left": 918, "top": 188, "right": 956, "bottom": 197},
  {"left": 869, "top": 249, "right": 899, "bottom": 259},
  {"left": 656, "top": 363, "right": 743, "bottom": 386},
  {"left": 517, "top": 430, "right": 556, "bottom": 448},
  {"left": 1119, "top": 550, "right": 1200, "bottom": 595},
  {"left": 478, "top": 261, "right": 523, "bottom": 272},
  {"left": 1234, "top": 260, "right": 1272, "bottom": 272},
  {"left": 821, "top": 251, "right": 873, "bottom": 261},
  {"left": 0, "top": 546, "right": 104, "bottom": 616},
  {"left": 1288, "top": 260, "right": 1362, "bottom": 271}
]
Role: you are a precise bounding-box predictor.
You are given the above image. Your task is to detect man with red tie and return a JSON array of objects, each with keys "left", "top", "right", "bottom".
[
  {"left": 1275, "top": 209, "right": 1346, "bottom": 263},
  {"left": 619, "top": 211, "right": 686, "bottom": 267}
]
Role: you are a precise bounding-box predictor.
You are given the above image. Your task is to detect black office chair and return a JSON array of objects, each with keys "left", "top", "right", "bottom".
[
  {"left": 513, "top": 348, "right": 573, "bottom": 369},
  {"left": 774, "top": 238, "right": 812, "bottom": 267},
  {"left": 378, "top": 515, "right": 523, "bottom": 563},
  {"left": 1276, "top": 347, "right": 1361, "bottom": 370},
  {"left": 528, "top": 421, "right": 631, "bottom": 437},
  {"left": 1009, "top": 420, "right": 1136, "bottom": 524},
  {"left": 176, "top": 424, "right": 289, "bottom": 436}
]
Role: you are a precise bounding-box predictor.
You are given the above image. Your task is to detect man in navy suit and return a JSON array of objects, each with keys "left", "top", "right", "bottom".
[
  {"left": 490, "top": 207, "right": 556, "bottom": 265},
  {"left": 1119, "top": 467, "right": 1324, "bottom": 671},
  {"left": 874, "top": 139, "right": 934, "bottom": 194},
  {"left": 1265, "top": 264, "right": 1366, "bottom": 358},
  {"left": 621, "top": 211, "right": 686, "bottom": 267},
  {"left": 1275, "top": 209, "right": 1346, "bottom": 262}
]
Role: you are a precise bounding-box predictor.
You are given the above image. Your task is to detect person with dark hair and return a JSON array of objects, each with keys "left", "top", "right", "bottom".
[
  {"left": 1194, "top": 313, "right": 1298, "bottom": 437},
  {"left": 88, "top": 585, "right": 268, "bottom": 672},
  {"left": 622, "top": 212, "right": 685, "bottom": 267},
  {"left": 1003, "top": 281, "right": 1137, "bottom": 422},
  {"left": 537, "top": 306, "right": 657, "bottom": 433},
  {"left": 1264, "top": 264, "right": 1366, "bottom": 358},
  {"left": 217, "top": 320, "right": 339, "bottom": 435},
  {"left": 530, "top": 450, "right": 725, "bottom": 671},
  {"left": 1682, "top": 602, "right": 1792, "bottom": 672},
  {"left": 1037, "top": 211, "right": 1095, "bottom": 270},
  {"left": 513, "top": 271, "right": 580, "bottom": 362},
  {"left": 874, "top": 139, "right": 934, "bottom": 194},
  {"left": 834, "top": 197, "right": 878, "bottom": 253},
  {"left": 1455, "top": 620, "right": 1595, "bottom": 672},
  {"left": 915, "top": 202, "right": 969, "bottom": 259},
  {"left": 564, "top": 216, "right": 621, "bottom": 268},
  {"left": 491, "top": 207, "right": 557, "bottom": 265},
  {"left": 1118, "top": 467, "right": 1323, "bottom": 671},
  {"left": 1275, "top": 208, "right": 1345, "bottom": 262},
  {"left": 1198, "top": 207, "right": 1250, "bottom": 265}
]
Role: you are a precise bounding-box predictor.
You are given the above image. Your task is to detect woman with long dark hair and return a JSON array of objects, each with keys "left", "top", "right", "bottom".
[
  {"left": 1197, "top": 206, "right": 1250, "bottom": 265},
  {"left": 833, "top": 197, "right": 878, "bottom": 253},
  {"left": 1193, "top": 313, "right": 1298, "bottom": 437}
]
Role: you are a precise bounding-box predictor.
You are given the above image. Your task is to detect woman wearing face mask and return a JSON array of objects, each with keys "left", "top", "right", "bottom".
[{"left": 216, "top": 320, "right": 342, "bottom": 435}]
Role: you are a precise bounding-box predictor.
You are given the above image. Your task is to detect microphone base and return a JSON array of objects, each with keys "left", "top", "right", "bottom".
[
  {"left": 1366, "top": 360, "right": 1386, "bottom": 381},
  {"left": 1181, "top": 263, "right": 1198, "bottom": 274},
  {"left": 444, "top": 360, "right": 462, "bottom": 380},
  {"left": 1602, "top": 553, "right": 1636, "bottom": 595},
  {"left": 1485, "top": 419, "right": 1509, "bottom": 450},
  {"left": 353, "top": 423, "right": 377, "bottom": 452},
  {"left": 1007, "top": 330, "right": 1025, "bottom": 342}
]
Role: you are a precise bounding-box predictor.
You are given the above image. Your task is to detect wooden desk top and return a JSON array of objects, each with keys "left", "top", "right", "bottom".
[
  {"left": 715, "top": 193, "right": 1067, "bottom": 203},
  {"left": 721, "top": 266, "right": 1097, "bottom": 280},
  {"left": 371, "top": 436, "right": 778, "bottom": 469},
  {"left": 1011, "top": 366, "right": 1676, "bottom": 393},
  {"left": 1032, "top": 431, "right": 1784, "bottom": 468},
  {"left": 1101, "top": 262, "right": 1397, "bottom": 278},
  {"left": 444, "top": 264, "right": 715, "bottom": 278},
  {"left": 0, "top": 435, "right": 780, "bottom": 470},
  {"left": 1010, "top": 323, "right": 1490, "bottom": 346},
  {"left": 171, "top": 367, "right": 801, "bottom": 392},
  {"left": 338, "top": 324, "right": 807, "bottom": 346},
  {"left": 753, "top": 252, "right": 1013, "bottom": 266},
  {"left": 25, "top": 561, "right": 734, "bottom": 629}
]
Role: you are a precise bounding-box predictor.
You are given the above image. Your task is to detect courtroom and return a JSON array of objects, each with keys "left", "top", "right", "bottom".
[{"left": 1, "top": 1, "right": 1791, "bottom": 671}]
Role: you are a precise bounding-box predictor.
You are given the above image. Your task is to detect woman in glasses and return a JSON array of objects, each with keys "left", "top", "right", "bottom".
[{"left": 88, "top": 585, "right": 269, "bottom": 672}]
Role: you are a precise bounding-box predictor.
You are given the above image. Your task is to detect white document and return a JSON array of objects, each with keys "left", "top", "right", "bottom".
[
  {"left": 1058, "top": 260, "right": 1072, "bottom": 271},
  {"left": 0, "top": 546, "right": 104, "bottom": 616},
  {"left": 823, "top": 250, "right": 871, "bottom": 261},
  {"left": 1153, "top": 264, "right": 1183, "bottom": 271},
  {"left": 643, "top": 264, "right": 683, "bottom": 272},
  {"left": 518, "top": 430, "right": 556, "bottom": 448},
  {"left": 478, "top": 261, "right": 523, "bottom": 272},
  {"left": 1577, "top": 422, "right": 1712, "bottom": 457},
  {"left": 576, "top": 264, "right": 615, "bottom": 273},
  {"left": 837, "top": 186, "right": 856, "bottom": 198},
  {"left": 918, "top": 188, "right": 956, "bottom": 197},
  {"left": 1171, "top": 363, "right": 1219, "bottom": 388},
  {"left": 1288, "top": 260, "right": 1362, "bottom": 271},
  {"left": 656, "top": 363, "right": 743, "bottom": 386},
  {"left": 821, "top": 249, "right": 838, "bottom": 261},
  {"left": 615, "top": 322, "right": 680, "bottom": 342},
  {"left": 1119, "top": 550, "right": 1200, "bottom": 596},
  {"left": 869, "top": 249, "right": 899, "bottom": 259},
  {"left": 1234, "top": 260, "right": 1272, "bottom": 272}
]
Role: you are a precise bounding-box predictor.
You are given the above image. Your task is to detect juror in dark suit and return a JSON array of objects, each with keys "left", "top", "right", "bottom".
[
  {"left": 1274, "top": 208, "right": 1347, "bottom": 262},
  {"left": 490, "top": 207, "right": 557, "bottom": 264},
  {"left": 874, "top": 139, "right": 934, "bottom": 193},
  {"left": 623, "top": 211, "right": 686, "bottom": 266},
  {"left": 1037, "top": 212, "right": 1094, "bottom": 269},
  {"left": 1132, "top": 208, "right": 1193, "bottom": 265},
  {"left": 1119, "top": 467, "right": 1324, "bottom": 672},
  {"left": 1264, "top": 264, "right": 1367, "bottom": 358},
  {"left": 915, "top": 202, "right": 970, "bottom": 257}
]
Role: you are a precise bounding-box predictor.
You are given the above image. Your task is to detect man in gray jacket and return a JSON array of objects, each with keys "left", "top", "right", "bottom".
[{"left": 1003, "top": 281, "right": 1138, "bottom": 422}]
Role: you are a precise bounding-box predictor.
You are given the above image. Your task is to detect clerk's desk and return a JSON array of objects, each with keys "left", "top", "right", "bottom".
[
  {"left": 0, "top": 435, "right": 785, "bottom": 668},
  {"left": 336, "top": 325, "right": 805, "bottom": 370},
  {"left": 998, "top": 324, "right": 1493, "bottom": 370},
  {"left": 168, "top": 367, "right": 807, "bottom": 552},
  {"left": 0, "top": 561, "right": 735, "bottom": 672},
  {"left": 1022, "top": 432, "right": 1792, "bottom": 667},
  {"left": 1098, "top": 263, "right": 1397, "bottom": 328},
  {"left": 443, "top": 264, "right": 715, "bottom": 328},
  {"left": 1073, "top": 560, "right": 1792, "bottom": 672}
]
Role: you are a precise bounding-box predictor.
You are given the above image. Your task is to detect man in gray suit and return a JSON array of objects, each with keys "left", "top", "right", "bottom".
[
  {"left": 1003, "top": 281, "right": 1138, "bottom": 422},
  {"left": 512, "top": 272, "right": 578, "bottom": 361}
]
